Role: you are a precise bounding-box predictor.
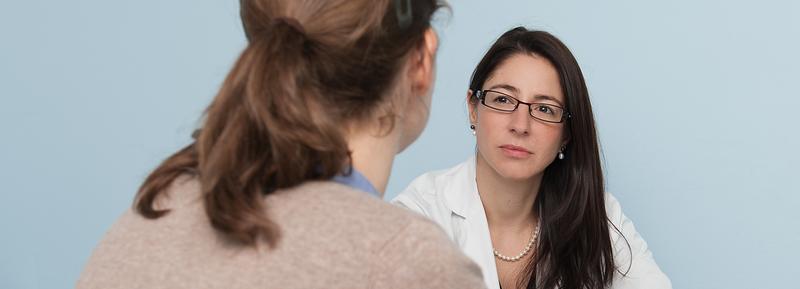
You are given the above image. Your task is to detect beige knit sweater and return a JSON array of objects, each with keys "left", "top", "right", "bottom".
[{"left": 77, "top": 177, "right": 485, "bottom": 289}]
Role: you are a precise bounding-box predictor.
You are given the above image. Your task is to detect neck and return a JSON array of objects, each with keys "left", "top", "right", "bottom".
[
  {"left": 345, "top": 126, "right": 400, "bottom": 198},
  {"left": 475, "top": 153, "right": 541, "bottom": 231}
]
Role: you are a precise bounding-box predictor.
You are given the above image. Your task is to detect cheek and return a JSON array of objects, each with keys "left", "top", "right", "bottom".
[
  {"left": 403, "top": 113, "right": 425, "bottom": 142},
  {"left": 531, "top": 125, "right": 565, "bottom": 153},
  {"left": 476, "top": 121, "right": 565, "bottom": 180},
  {"left": 408, "top": 96, "right": 432, "bottom": 129},
  {"left": 397, "top": 97, "right": 432, "bottom": 152},
  {"left": 474, "top": 113, "right": 503, "bottom": 147},
  {"left": 535, "top": 126, "right": 564, "bottom": 146}
]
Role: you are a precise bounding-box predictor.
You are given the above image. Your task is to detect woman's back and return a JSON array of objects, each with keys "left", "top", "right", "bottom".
[
  {"left": 76, "top": 0, "right": 486, "bottom": 287},
  {"left": 77, "top": 177, "right": 484, "bottom": 289}
]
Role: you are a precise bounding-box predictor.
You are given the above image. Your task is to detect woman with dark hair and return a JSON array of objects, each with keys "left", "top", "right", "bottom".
[
  {"left": 77, "top": 0, "right": 485, "bottom": 288},
  {"left": 393, "top": 27, "right": 671, "bottom": 289}
]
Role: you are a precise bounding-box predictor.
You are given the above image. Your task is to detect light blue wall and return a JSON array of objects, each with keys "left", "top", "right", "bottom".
[{"left": 1, "top": 1, "right": 798, "bottom": 288}]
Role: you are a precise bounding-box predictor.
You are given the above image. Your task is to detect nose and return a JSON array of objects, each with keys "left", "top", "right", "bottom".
[{"left": 507, "top": 105, "right": 531, "bottom": 136}]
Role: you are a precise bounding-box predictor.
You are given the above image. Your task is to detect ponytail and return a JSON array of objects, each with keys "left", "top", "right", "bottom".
[
  {"left": 136, "top": 19, "right": 350, "bottom": 246},
  {"left": 134, "top": 0, "right": 443, "bottom": 247}
]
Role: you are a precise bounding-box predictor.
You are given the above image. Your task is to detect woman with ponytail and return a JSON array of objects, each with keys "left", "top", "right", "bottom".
[{"left": 77, "top": 0, "right": 485, "bottom": 288}]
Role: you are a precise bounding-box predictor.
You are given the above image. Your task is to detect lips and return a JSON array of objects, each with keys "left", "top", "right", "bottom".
[{"left": 499, "top": 144, "right": 532, "bottom": 158}]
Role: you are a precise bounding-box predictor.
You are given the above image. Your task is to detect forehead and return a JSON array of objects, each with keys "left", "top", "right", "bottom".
[{"left": 484, "top": 53, "right": 564, "bottom": 103}]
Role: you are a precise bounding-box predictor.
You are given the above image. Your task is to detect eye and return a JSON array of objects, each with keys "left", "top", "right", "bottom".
[
  {"left": 491, "top": 95, "right": 511, "bottom": 104},
  {"left": 535, "top": 104, "right": 556, "bottom": 115}
]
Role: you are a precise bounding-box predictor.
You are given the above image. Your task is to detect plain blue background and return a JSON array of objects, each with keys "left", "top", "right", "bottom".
[{"left": 2, "top": 1, "right": 798, "bottom": 288}]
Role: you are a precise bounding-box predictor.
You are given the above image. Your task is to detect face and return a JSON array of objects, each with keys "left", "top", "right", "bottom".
[
  {"left": 399, "top": 84, "right": 433, "bottom": 152},
  {"left": 397, "top": 29, "right": 438, "bottom": 153},
  {"left": 469, "top": 53, "right": 568, "bottom": 181}
]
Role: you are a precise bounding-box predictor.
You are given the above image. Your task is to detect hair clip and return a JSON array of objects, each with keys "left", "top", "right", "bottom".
[{"left": 394, "top": 0, "right": 412, "bottom": 29}]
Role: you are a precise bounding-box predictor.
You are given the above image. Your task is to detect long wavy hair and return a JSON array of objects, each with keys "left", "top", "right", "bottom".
[
  {"left": 134, "top": 0, "right": 443, "bottom": 247},
  {"left": 468, "top": 27, "right": 629, "bottom": 289}
]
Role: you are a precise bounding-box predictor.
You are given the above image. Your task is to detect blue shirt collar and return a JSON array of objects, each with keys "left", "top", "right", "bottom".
[{"left": 331, "top": 168, "right": 380, "bottom": 198}]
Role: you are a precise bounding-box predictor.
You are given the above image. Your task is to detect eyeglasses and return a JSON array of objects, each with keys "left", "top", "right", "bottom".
[{"left": 475, "top": 89, "right": 571, "bottom": 123}]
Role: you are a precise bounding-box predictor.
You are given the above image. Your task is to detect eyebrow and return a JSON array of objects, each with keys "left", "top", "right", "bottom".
[
  {"left": 486, "top": 84, "right": 519, "bottom": 94},
  {"left": 486, "top": 83, "right": 565, "bottom": 106},
  {"left": 533, "top": 94, "right": 564, "bottom": 106}
]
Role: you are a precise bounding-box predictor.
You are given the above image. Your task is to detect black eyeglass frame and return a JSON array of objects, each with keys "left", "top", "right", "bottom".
[{"left": 474, "top": 89, "right": 572, "bottom": 123}]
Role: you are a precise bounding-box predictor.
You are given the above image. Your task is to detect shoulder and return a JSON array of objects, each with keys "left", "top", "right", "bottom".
[
  {"left": 390, "top": 158, "right": 472, "bottom": 215},
  {"left": 604, "top": 192, "right": 625, "bottom": 224},
  {"left": 368, "top": 214, "right": 485, "bottom": 289},
  {"left": 602, "top": 192, "right": 673, "bottom": 289},
  {"left": 602, "top": 192, "right": 648, "bottom": 246},
  {"left": 278, "top": 181, "right": 486, "bottom": 288},
  {"left": 602, "top": 191, "right": 637, "bottom": 251},
  {"left": 77, "top": 176, "right": 206, "bottom": 288},
  {"left": 399, "top": 159, "right": 468, "bottom": 197},
  {"left": 277, "top": 181, "right": 417, "bottom": 223},
  {"left": 272, "top": 181, "right": 448, "bottom": 245}
]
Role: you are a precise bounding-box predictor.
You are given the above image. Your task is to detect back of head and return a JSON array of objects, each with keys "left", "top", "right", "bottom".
[{"left": 135, "top": 0, "right": 443, "bottom": 246}]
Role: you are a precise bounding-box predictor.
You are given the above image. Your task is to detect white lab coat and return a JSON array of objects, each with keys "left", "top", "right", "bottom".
[{"left": 392, "top": 156, "right": 672, "bottom": 289}]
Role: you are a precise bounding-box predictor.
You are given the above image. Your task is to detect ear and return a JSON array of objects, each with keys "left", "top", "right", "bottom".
[
  {"left": 467, "top": 89, "right": 478, "bottom": 124},
  {"left": 409, "top": 28, "right": 439, "bottom": 97}
]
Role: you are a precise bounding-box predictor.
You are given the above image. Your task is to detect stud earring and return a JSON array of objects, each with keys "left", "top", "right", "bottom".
[{"left": 469, "top": 124, "right": 476, "bottom": 135}]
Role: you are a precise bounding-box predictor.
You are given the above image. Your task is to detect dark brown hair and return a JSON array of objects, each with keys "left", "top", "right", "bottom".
[
  {"left": 135, "top": 0, "right": 442, "bottom": 247},
  {"left": 469, "top": 27, "right": 628, "bottom": 289}
]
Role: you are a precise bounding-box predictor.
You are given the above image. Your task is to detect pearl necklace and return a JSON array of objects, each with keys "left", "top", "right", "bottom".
[{"left": 493, "top": 223, "right": 540, "bottom": 262}]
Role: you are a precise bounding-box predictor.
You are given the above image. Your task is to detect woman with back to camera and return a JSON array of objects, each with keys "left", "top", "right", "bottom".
[
  {"left": 393, "top": 27, "right": 671, "bottom": 289},
  {"left": 77, "top": 0, "right": 486, "bottom": 288}
]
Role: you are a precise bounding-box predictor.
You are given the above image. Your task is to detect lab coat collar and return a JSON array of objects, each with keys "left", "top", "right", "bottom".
[
  {"left": 442, "top": 156, "right": 501, "bottom": 289},
  {"left": 442, "top": 155, "right": 479, "bottom": 219}
]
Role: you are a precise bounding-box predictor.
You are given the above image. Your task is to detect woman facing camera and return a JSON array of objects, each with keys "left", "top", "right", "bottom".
[
  {"left": 77, "top": 0, "right": 485, "bottom": 288},
  {"left": 393, "top": 27, "right": 671, "bottom": 289}
]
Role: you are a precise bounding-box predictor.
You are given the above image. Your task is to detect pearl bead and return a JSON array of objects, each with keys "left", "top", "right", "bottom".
[{"left": 493, "top": 223, "right": 540, "bottom": 262}]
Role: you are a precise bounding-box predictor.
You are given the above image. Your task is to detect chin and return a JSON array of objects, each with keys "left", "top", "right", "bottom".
[
  {"left": 490, "top": 156, "right": 540, "bottom": 181},
  {"left": 497, "top": 167, "right": 537, "bottom": 181}
]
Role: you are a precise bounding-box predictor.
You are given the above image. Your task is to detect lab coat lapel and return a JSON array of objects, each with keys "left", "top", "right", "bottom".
[{"left": 444, "top": 156, "right": 500, "bottom": 289}]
